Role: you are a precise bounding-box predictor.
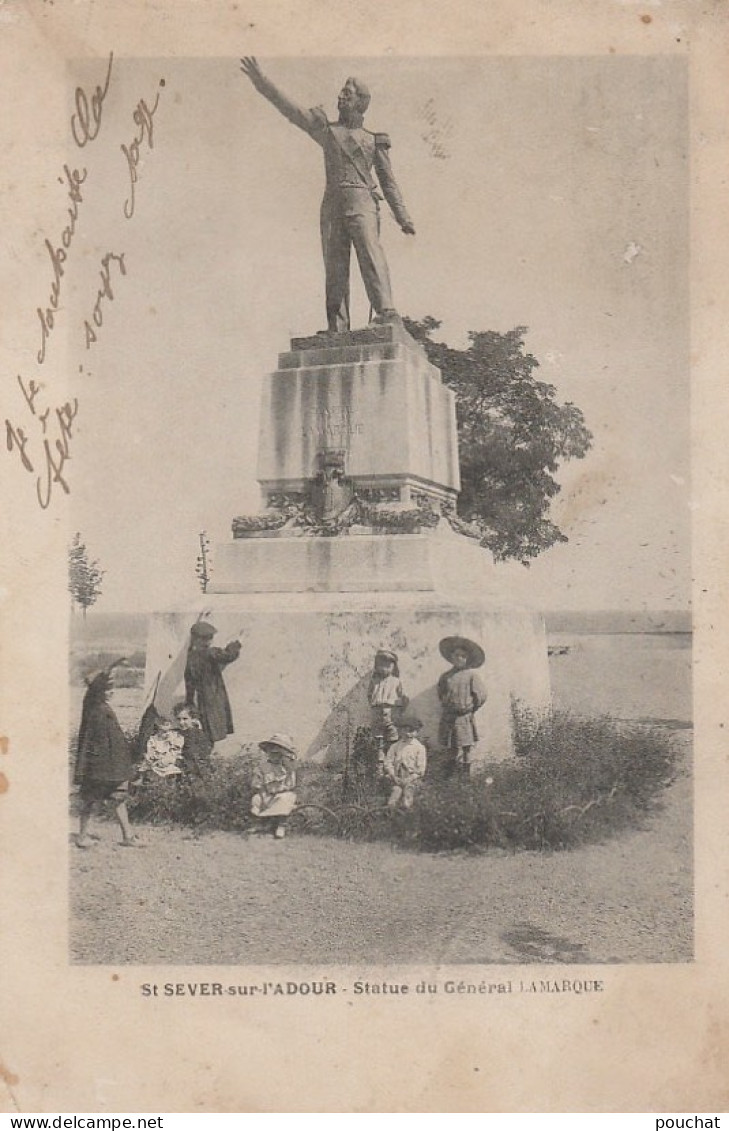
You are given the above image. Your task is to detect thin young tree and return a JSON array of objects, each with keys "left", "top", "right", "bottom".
[
  {"left": 195, "top": 531, "right": 212, "bottom": 593},
  {"left": 68, "top": 532, "right": 105, "bottom": 618}
]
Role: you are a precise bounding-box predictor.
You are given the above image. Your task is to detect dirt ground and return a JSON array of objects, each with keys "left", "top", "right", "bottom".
[{"left": 70, "top": 735, "right": 692, "bottom": 966}]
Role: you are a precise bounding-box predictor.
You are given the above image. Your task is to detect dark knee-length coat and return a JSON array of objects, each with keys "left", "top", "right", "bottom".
[
  {"left": 75, "top": 691, "right": 134, "bottom": 787},
  {"left": 184, "top": 640, "right": 242, "bottom": 744}
]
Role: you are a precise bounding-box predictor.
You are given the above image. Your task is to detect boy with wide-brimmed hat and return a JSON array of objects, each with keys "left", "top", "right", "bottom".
[
  {"left": 437, "top": 636, "right": 487, "bottom": 777},
  {"left": 250, "top": 733, "right": 298, "bottom": 839}
]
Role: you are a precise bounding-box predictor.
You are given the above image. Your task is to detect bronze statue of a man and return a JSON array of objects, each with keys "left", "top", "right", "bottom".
[{"left": 240, "top": 57, "right": 415, "bottom": 333}]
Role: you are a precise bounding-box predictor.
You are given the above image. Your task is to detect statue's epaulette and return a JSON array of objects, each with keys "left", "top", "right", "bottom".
[{"left": 373, "top": 131, "right": 392, "bottom": 149}]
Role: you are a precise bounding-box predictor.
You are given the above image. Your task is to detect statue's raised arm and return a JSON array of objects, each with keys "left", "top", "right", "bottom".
[
  {"left": 240, "top": 57, "right": 326, "bottom": 138},
  {"left": 239, "top": 57, "right": 415, "bottom": 333}
]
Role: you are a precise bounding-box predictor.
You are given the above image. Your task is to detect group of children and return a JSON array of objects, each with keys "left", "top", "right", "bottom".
[
  {"left": 74, "top": 631, "right": 487, "bottom": 845},
  {"left": 365, "top": 634, "right": 487, "bottom": 810}
]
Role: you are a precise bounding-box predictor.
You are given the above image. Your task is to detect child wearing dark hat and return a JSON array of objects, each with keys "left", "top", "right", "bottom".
[
  {"left": 250, "top": 734, "right": 298, "bottom": 839},
  {"left": 437, "top": 636, "right": 487, "bottom": 777},
  {"left": 184, "top": 621, "right": 242, "bottom": 746},
  {"left": 367, "top": 649, "right": 409, "bottom": 771},
  {"left": 383, "top": 716, "right": 427, "bottom": 809},
  {"left": 74, "top": 666, "right": 142, "bottom": 848}
]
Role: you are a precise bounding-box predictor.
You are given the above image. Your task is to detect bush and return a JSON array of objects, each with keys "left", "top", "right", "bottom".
[
  {"left": 130, "top": 746, "right": 259, "bottom": 831},
  {"left": 70, "top": 712, "right": 683, "bottom": 853}
]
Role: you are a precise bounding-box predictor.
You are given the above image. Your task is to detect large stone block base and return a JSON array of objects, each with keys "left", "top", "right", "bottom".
[
  {"left": 212, "top": 526, "right": 499, "bottom": 594},
  {"left": 146, "top": 591, "right": 551, "bottom": 766},
  {"left": 257, "top": 321, "right": 460, "bottom": 502}
]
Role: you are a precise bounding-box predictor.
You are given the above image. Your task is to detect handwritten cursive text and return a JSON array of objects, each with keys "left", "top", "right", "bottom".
[
  {"left": 72, "top": 52, "right": 114, "bottom": 148},
  {"left": 36, "top": 164, "right": 88, "bottom": 364},
  {"left": 121, "top": 78, "right": 165, "bottom": 219},
  {"left": 5, "top": 380, "right": 79, "bottom": 510},
  {"left": 8, "top": 55, "right": 169, "bottom": 511},
  {"left": 83, "top": 251, "right": 127, "bottom": 349}
]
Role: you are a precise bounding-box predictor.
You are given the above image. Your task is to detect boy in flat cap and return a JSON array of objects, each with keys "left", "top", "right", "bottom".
[
  {"left": 184, "top": 622, "right": 242, "bottom": 747},
  {"left": 383, "top": 716, "right": 427, "bottom": 810},
  {"left": 437, "top": 636, "right": 487, "bottom": 777}
]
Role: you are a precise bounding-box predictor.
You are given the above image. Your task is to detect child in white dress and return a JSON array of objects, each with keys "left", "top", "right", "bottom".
[
  {"left": 142, "top": 717, "right": 184, "bottom": 778},
  {"left": 250, "top": 733, "right": 298, "bottom": 839}
]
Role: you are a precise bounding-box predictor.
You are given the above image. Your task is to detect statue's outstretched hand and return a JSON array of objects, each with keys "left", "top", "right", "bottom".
[
  {"left": 240, "top": 57, "right": 265, "bottom": 88},
  {"left": 401, "top": 222, "right": 416, "bottom": 236}
]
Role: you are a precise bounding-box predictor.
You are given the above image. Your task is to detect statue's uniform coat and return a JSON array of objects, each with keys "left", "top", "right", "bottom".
[{"left": 252, "top": 76, "right": 413, "bottom": 331}]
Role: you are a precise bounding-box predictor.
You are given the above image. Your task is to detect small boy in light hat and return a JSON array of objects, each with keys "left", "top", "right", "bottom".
[
  {"left": 383, "top": 716, "right": 427, "bottom": 810},
  {"left": 437, "top": 635, "right": 487, "bottom": 777},
  {"left": 367, "top": 648, "right": 409, "bottom": 772},
  {"left": 250, "top": 733, "right": 298, "bottom": 839}
]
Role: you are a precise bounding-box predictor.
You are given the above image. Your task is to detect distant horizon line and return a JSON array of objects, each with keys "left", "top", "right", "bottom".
[{"left": 73, "top": 605, "right": 693, "bottom": 618}]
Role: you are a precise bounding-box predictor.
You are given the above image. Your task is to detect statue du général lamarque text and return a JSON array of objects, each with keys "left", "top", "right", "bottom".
[{"left": 240, "top": 57, "right": 415, "bottom": 333}]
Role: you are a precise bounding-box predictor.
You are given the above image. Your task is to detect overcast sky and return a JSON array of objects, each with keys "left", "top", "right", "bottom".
[{"left": 66, "top": 54, "right": 689, "bottom": 613}]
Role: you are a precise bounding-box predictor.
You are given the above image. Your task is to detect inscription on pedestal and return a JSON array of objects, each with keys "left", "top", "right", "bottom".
[{"left": 302, "top": 407, "right": 364, "bottom": 444}]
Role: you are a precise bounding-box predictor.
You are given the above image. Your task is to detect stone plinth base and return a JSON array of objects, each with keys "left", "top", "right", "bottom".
[
  {"left": 146, "top": 589, "right": 551, "bottom": 767},
  {"left": 210, "top": 526, "right": 497, "bottom": 594}
]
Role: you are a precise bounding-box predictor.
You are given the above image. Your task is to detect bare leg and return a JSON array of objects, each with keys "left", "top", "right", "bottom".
[
  {"left": 402, "top": 783, "right": 416, "bottom": 809},
  {"left": 387, "top": 784, "right": 403, "bottom": 809},
  {"left": 76, "top": 799, "right": 95, "bottom": 847},
  {"left": 115, "top": 799, "right": 143, "bottom": 845}
]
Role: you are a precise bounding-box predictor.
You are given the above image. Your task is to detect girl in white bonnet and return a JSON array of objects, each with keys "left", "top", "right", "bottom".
[{"left": 250, "top": 733, "right": 298, "bottom": 839}]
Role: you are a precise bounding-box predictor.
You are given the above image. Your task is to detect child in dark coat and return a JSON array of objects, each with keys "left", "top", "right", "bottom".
[
  {"left": 184, "top": 622, "right": 242, "bottom": 745},
  {"left": 74, "top": 668, "right": 142, "bottom": 848}
]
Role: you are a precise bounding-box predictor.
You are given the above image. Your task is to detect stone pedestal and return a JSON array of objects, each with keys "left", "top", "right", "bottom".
[
  {"left": 146, "top": 583, "right": 551, "bottom": 767},
  {"left": 145, "top": 324, "right": 551, "bottom": 768},
  {"left": 213, "top": 524, "right": 499, "bottom": 594},
  {"left": 257, "top": 322, "right": 459, "bottom": 505}
]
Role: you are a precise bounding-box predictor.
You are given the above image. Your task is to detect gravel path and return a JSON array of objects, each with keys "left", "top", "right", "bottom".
[{"left": 70, "top": 745, "right": 692, "bottom": 966}]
